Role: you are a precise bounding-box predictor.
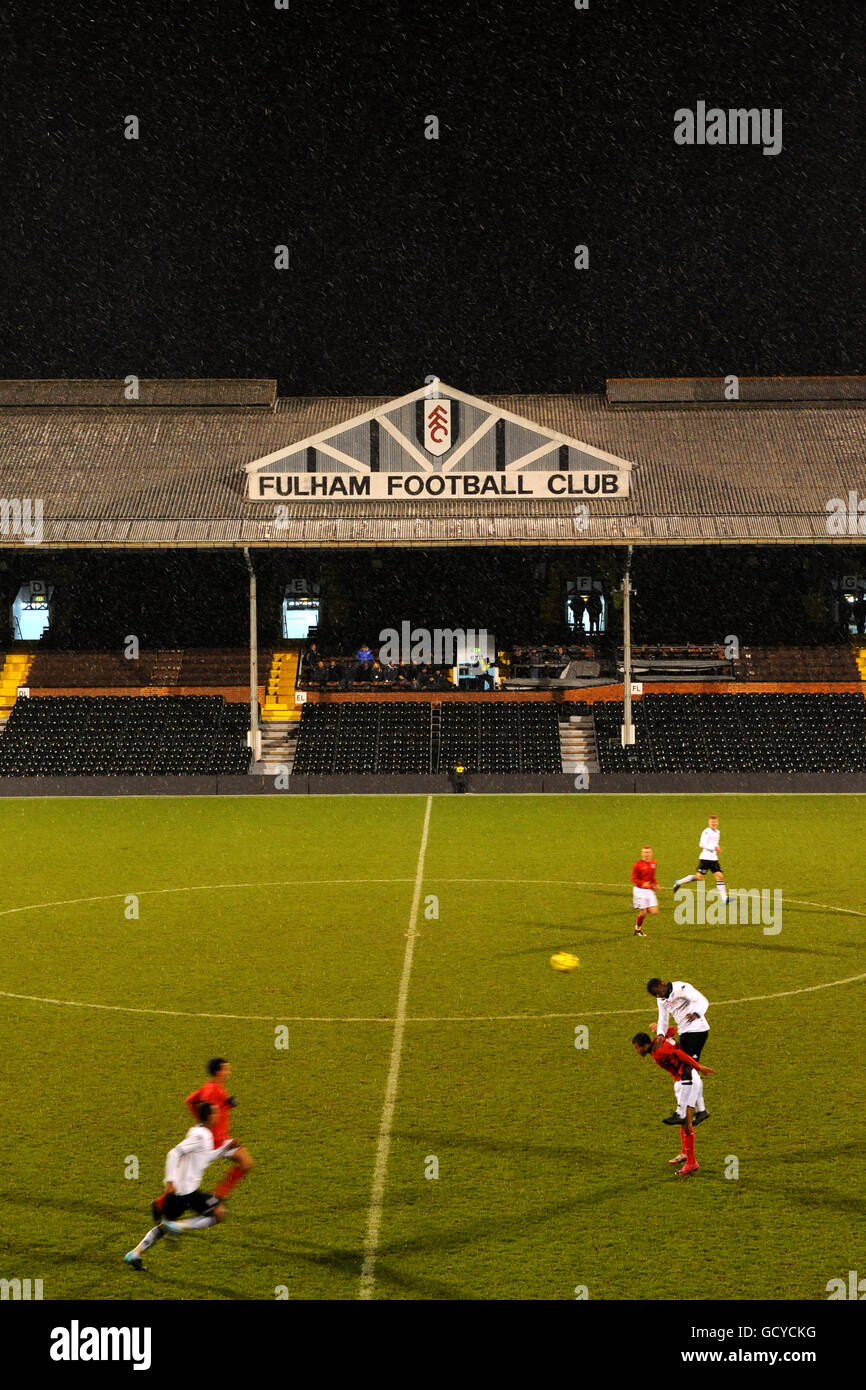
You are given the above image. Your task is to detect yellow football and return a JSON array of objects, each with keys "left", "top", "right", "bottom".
[{"left": 550, "top": 952, "right": 580, "bottom": 972}]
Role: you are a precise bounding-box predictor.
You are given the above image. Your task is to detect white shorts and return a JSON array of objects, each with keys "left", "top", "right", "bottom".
[
  {"left": 632, "top": 888, "right": 658, "bottom": 911},
  {"left": 675, "top": 1078, "right": 699, "bottom": 1115}
]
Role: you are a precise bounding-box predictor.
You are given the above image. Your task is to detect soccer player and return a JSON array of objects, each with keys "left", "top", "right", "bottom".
[
  {"left": 151, "top": 1058, "right": 253, "bottom": 1221},
  {"left": 672, "top": 814, "right": 728, "bottom": 905},
  {"left": 646, "top": 977, "right": 711, "bottom": 1125},
  {"left": 632, "top": 1030, "right": 716, "bottom": 1176},
  {"left": 124, "top": 1102, "right": 230, "bottom": 1270},
  {"left": 630, "top": 845, "right": 659, "bottom": 937}
]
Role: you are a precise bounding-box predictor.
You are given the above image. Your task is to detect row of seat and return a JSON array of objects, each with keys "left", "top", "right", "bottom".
[
  {"left": 293, "top": 702, "right": 563, "bottom": 774},
  {"left": 293, "top": 703, "right": 432, "bottom": 775},
  {"left": 732, "top": 645, "right": 860, "bottom": 681},
  {"left": 0, "top": 696, "right": 251, "bottom": 776},
  {"left": 440, "top": 703, "right": 560, "bottom": 772},
  {"left": 593, "top": 692, "right": 866, "bottom": 774},
  {"left": 24, "top": 650, "right": 271, "bottom": 688}
]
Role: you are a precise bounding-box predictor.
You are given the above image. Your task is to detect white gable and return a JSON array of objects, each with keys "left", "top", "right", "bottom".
[{"left": 246, "top": 381, "right": 632, "bottom": 501}]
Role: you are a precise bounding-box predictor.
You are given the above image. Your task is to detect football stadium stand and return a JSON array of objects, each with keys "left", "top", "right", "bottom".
[
  {"left": 25, "top": 649, "right": 272, "bottom": 693},
  {"left": 292, "top": 703, "right": 432, "bottom": 776},
  {"left": 438, "top": 702, "right": 561, "bottom": 774},
  {"left": 0, "top": 376, "right": 864, "bottom": 793},
  {"left": 0, "top": 696, "right": 250, "bottom": 776},
  {"left": 589, "top": 692, "right": 866, "bottom": 775},
  {"left": 731, "top": 645, "right": 861, "bottom": 683},
  {"left": 291, "top": 701, "right": 562, "bottom": 775}
]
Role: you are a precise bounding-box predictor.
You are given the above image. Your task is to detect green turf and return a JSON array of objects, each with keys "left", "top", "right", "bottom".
[{"left": 1, "top": 793, "right": 863, "bottom": 1301}]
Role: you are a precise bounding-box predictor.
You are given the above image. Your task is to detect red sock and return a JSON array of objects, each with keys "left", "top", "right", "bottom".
[
  {"left": 214, "top": 1165, "right": 248, "bottom": 1200},
  {"left": 635, "top": 911, "right": 646, "bottom": 928},
  {"left": 154, "top": 1193, "right": 165, "bottom": 1212},
  {"left": 679, "top": 1127, "right": 687, "bottom": 1150},
  {"left": 684, "top": 1130, "right": 696, "bottom": 1163}
]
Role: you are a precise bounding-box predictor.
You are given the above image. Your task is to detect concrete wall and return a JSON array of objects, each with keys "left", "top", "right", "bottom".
[{"left": 1, "top": 772, "right": 865, "bottom": 796}]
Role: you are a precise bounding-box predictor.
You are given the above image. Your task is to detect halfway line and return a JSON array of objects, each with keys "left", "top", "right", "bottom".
[{"left": 358, "top": 793, "right": 432, "bottom": 1300}]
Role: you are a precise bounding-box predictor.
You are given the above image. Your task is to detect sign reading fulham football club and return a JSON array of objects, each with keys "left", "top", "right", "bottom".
[{"left": 245, "top": 381, "right": 631, "bottom": 501}]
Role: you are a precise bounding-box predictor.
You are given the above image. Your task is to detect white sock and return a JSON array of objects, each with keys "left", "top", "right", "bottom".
[
  {"left": 679, "top": 874, "right": 697, "bottom": 885},
  {"left": 134, "top": 1225, "right": 164, "bottom": 1255},
  {"left": 173, "top": 1215, "right": 217, "bottom": 1231},
  {"left": 677, "top": 1076, "right": 703, "bottom": 1117},
  {"left": 717, "top": 880, "right": 728, "bottom": 903}
]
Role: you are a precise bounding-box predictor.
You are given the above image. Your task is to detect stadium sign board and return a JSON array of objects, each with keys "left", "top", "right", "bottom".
[{"left": 245, "top": 382, "right": 631, "bottom": 501}]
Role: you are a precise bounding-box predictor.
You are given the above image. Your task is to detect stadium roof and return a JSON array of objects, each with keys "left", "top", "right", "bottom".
[{"left": 1, "top": 378, "right": 864, "bottom": 548}]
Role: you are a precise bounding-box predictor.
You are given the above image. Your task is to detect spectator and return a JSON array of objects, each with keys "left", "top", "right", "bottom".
[
  {"left": 549, "top": 645, "right": 567, "bottom": 678},
  {"left": 355, "top": 642, "right": 373, "bottom": 681},
  {"left": 586, "top": 590, "right": 603, "bottom": 635},
  {"left": 476, "top": 653, "right": 494, "bottom": 690}
]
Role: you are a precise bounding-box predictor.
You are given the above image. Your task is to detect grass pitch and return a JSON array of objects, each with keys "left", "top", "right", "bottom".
[{"left": 1, "top": 793, "right": 863, "bottom": 1301}]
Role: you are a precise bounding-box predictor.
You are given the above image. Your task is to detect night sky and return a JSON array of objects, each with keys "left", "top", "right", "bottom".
[{"left": 1, "top": 0, "right": 862, "bottom": 394}]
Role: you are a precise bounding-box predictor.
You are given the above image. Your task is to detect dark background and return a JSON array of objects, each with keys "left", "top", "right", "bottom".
[
  {"left": 1, "top": 0, "right": 862, "bottom": 394},
  {"left": 3, "top": 546, "right": 861, "bottom": 648}
]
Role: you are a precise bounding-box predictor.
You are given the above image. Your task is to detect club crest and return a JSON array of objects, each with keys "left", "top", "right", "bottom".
[{"left": 423, "top": 398, "right": 452, "bottom": 455}]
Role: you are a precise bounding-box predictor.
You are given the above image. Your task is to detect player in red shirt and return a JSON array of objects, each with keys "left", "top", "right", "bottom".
[
  {"left": 152, "top": 1058, "right": 253, "bottom": 1218},
  {"left": 632, "top": 1027, "right": 716, "bottom": 1175},
  {"left": 630, "top": 846, "right": 659, "bottom": 937}
]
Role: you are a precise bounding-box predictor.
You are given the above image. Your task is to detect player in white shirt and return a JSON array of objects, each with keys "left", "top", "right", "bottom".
[
  {"left": 124, "top": 1102, "right": 232, "bottom": 1271},
  {"left": 646, "top": 977, "right": 711, "bottom": 1130},
  {"left": 672, "top": 814, "right": 728, "bottom": 904}
]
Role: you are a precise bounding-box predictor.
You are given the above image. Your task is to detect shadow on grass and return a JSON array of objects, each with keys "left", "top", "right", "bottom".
[
  {"left": 240, "top": 1151, "right": 662, "bottom": 1299},
  {"left": 732, "top": 1180, "right": 866, "bottom": 1217},
  {"left": 498, "top": 936, "right": 627, "bottom": 960},
  {"left": 662, "top": 935, "right": 845, "bottom": 956},
  {"left": 392, "top": 1131, "right": 605, "bottom": 1162},
  {"left": 274, "top": 1243, "right": 482, "bottom": 1300}
]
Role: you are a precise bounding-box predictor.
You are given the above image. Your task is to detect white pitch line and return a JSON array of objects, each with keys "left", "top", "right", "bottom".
[
  {"left": 0, "top": 990, "right": 278, "bottom": 1022},
  {"left": 1, "top": 971, "right": 864, "bottom": 1025},
  {"left": 1, "top": 877, "right": 863, "bottom": 1026},
  {"left": 358, "top": 794, "right": 433, "bottom": 1301},
  {"left": 2, "top": 877, "right": 862, "bottom": 922},
  {"left": 0, "top": 878, "right": 415, "bottom": 918}
]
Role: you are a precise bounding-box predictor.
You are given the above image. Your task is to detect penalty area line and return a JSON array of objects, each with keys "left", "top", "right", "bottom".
[{"left": 358, "top": 793, "right": 432, "bottom": 1301}]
